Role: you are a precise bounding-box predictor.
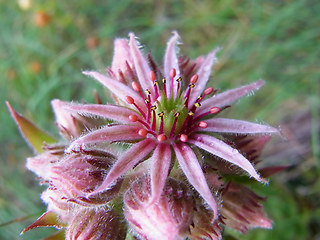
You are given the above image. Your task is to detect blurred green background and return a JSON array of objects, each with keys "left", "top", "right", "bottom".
[{"left": 0, "top": 0, "right": 319, "bottom": 239}]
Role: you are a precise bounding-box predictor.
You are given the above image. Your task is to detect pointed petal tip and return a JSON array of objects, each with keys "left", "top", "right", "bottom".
[{"left": 255, "top": 79, "right": 265, "bottom": 89}]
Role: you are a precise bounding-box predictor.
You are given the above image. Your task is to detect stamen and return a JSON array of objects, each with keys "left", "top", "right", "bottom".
[
  {"left": 150, "top": 71, "right": 159, "bottom": 98},
  {"left": 158, "top": 112, "right": 164, "bottom": 134},
  {"left": 180, "top": 134, "right": 188, "bottom": 142},
  {"left": 151, "top": 105, "right": 157, "bottom": 131},
  {"left": 170, "top": 68, "right": 176, "bottom": 91},
  {"left": 132, "top": 82, "right": 145, "bottom": 100},
  {"left": 162, "top": 78, "right": 167, "bottom": 96},
  {"left": 176, "top": 76, "right": 182, "bottom": 93},
  {"left": 170, "top": 112, "right": 180, "bottom": 138},
  {"left": 193, "top": 106, "right": 221, "bottom": 122},
  {"left": 138, "top": 128, "right": 148, "bottom": 137},
  {"left": 157, "top": 133, "right": 167, "bottom": 142},
  {"left": 184, "top": 75, "right": 198, "bottom": 107},
  {"left": 125, "top": 96, "right": 146, "bottom": 119}
]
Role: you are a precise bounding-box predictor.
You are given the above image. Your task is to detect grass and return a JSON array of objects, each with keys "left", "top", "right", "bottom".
[{"left": 0, "top": 0, "right": 319, "bottom": 239}]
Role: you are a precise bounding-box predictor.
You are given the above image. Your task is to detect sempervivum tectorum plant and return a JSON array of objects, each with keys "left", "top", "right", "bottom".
[{"left": 8, "top": 32, "right": 281, "bottom": 239}]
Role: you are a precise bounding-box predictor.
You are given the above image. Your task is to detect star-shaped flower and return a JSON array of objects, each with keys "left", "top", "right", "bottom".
[{"left": 65, "top": 32, "right": 278, "bottom": 221}]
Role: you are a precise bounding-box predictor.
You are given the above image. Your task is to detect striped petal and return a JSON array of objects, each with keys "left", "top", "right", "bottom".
[
  {"left": 68, "top": 125, "right": 142, "bottom": 151},
  {"left": 150, "top": 143, "right": 172, "bottom": 204},
  {"left": 195, "top": 80, "right": 265, "bottom": 117},
  {"left": 82, "top": 71, "right": 145, "bottom": 110},
  {"left": 129, "top": 33, "right": 155, "bottom": 102},
  {"left": 188, "top": 48, "right": 219, "bottom": 108},
  {"left": 164, "top": 31, "right": 181, "bottom": 98},
  {"left": 173, "top": 143, "right": 218, "bottom": 220},
  {"left": 91, "top": 138, "right": 156, "bottom": 194},
  {"left": 195, "top": 118, "right": 279, "bottom": 134},
  {"left": 189, "top": 134, "right": 266, "bottom": 183},
  {"left": 64, "top": 103, "right": 141, "bottom": 125}
]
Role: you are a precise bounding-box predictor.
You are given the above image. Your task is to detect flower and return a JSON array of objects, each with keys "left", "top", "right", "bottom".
[{"left": 65, "top": 32, "right": 279, "bottom": 221}]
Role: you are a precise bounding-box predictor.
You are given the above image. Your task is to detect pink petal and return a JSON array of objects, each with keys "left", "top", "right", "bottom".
[
  {"left": 164, "top": 31, "right": 181, "bottom": 98},
  {"left": 195, "top": 118, "right": 279, "bottom": 134},
  {"left": 190, "top": 134, "right": 266, "bottom": 183},
  {"left": 188, "top": 48, "right": 220, "bottom": 108},
  {"left": 91, "top": 139, "right": 156, "bottom": 194},
  {"left": 64, "top": 103, "right": 141, "bottom": 125},
  {"left": 129, "top": 33, "right": 155, "bottom": 102},
  {"left": 150, "top": 143, "right": 172, "bottom": 204},
  {"left": 82, "top": 71, "right": 145, "bottom": 110},
  {"left": 195, "top": 80, "right": 265, "bottom": 117},
  {"left": 173, "top": 143, "right": 218, "bottom": 220},
  {"left": 67, "top": 125, "right": 142, "bottom": 151},
  {"left": 111, "top": 38, "right": 133, "bottom": 78}
]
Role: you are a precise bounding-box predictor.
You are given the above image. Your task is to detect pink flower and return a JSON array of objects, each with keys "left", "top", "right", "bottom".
[{"left": 66, "top": 32, "right": 278, "bottom": 221}]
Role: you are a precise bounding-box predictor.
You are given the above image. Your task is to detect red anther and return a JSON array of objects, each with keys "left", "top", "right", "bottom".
[
  {"left": 198, "top": 121, "right": 208, "bottom": 128},
  {"left": 180, "top": 134, "right": 188, "bottom": 142},
  {"left": 132, "top": 81, "right": 141, "bottom": 91},
  {"left": 138, "top": 128, "right": 148, "bottom": 137},
  {"left": 210, "top": 107, "right": 220, "bottom": 114},
  {"left": 190, "top": 74, "right": 199, "bottom": 84},
  {"left": 129, "top": 114, "right": 138, "bottom": 122},
  {"left": 204, "top": 87, "right": 214, "bottom": 95},
  {"left": 170, "top": 68, "right": 176, "bottom": 78},
  {"left": 157, "top": 133, "right": 167, "bottom": 142},
  {"left": 149, "top": 71, "right": 156, "bottom": 82},
  {"left": 125, "top": 96, "right": 135, "bottom": 104}
]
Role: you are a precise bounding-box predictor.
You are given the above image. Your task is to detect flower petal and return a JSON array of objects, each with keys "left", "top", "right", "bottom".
[
  {"left": 82, "top": 71, "right": 145, "bottom": 110},
  {"left": 195, "top": 118, "right": 279, "bottom": 134},
  {"left": 150, "top": 143, "right": 172, "bottom": 204},
  {"left": 173, "top": 143, "right": 218, "bottom": 220},
  {"left": 188, "top": 48, "right": 220, "bottom": 108},
  {"left": 129, "top": 33, "right": 155, "bottom": 102},
  {"left": 164, "top": 31, "right": 181, "bottom": 98},
  {"left": 67, "top": 125, "right": 142, "bottom": 151},
  {"left": 111, "top": 38, "right": 133, "bottom": 78},
  {"left": 91, "top": 138, "right": 156, "bottom": 194},
  {"left": 64, "top": 103, "right": 141, "bottom": 125},
  {"left": 190, "top": 134, "right": 266, "bottom": 183},
  {"left": 195, "top": 80, "right": 265, "bottom": 117}
]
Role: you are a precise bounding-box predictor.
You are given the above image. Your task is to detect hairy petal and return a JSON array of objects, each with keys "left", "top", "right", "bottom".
[
  {"left": 173, "top": 143, "right": 218, "bottom": 220},
  {"left": 188, "top": 48, "right": 219, "bottom": 108},
  {"left": 195, "top": 80, "right": 265, "bottom": 117},
  {"left": 82, "top": 71, "right": 145, "bottom": 110},
  {"left": 64, "top": 103, "right": 141, "bottom": 125},
  {"left": 111, "top": 38, "right": 133, "bottom": 76},
  {"left": 150, "top": 143, "right": 172, "bottom": 204},
  {"left": 67, "top": 125, "right": 142, "bottom": 151},
  {"left": 195, "top": 118, "right": 279, "bottom": 134},
  {"left": 129, "top": 33, "right": 155, "bottom": 101},
  {"left": 91, "top": 139, "right": 156, "bottom": 194},
  {"left": 164, "top": 31, "right": 181, "bottom": 98},
  {"left": 190, "top": 134, "right": 266, "bottom": 183}
]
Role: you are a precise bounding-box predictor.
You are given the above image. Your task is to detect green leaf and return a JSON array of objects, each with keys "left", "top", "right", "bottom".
[{"left": 6, "top": 101, "right": 56, "bottom": 153}]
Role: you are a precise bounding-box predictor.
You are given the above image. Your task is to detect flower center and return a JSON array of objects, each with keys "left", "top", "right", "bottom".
[{"left": 126, "top": 68, "right": 220, "bottom": 142}]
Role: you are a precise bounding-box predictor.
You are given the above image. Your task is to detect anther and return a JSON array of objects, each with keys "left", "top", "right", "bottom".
[
  {"left": 188, "top": 111, "right": 194, "bottom": 116},
  {"left": 204, "top": 87, "right": 214, "bottom": 95},
  {"left": 170, "top": 68, "right": 176, "bottom": 79},
  {"left": 144, "top": 98, "right": 150, "bottom": 104},
  {"left": 190, "top": 74, "right": 199, "bottom": 84},
  {"left": 176, "top": 77, "right": 182, "bottom": 82},
  {"left": 129, "top": 114, "right": 138, "bottom": 122},
  {"left": 162, "top": 78, "right": 166, "bottom": 84},
  {"left": 189, "top": 83, "right": 195, "bottom": 88},
  {"left": 150, "top": 105, "right": 157, "bottom": 111},
  {"left": 198, "top": 121, "right": 208, "bottom": 128},
  {"left": 180, "top": 134, "right": 188, "bottom": 142},
  {"left": 138, "top": 128, "right": 148, "bottom": 137},
  {"left": 157, "top": 133, "right": 167, "bottom": 142},
  {"left": 153, "top": 81, "right": 158, "bottom": 86},
  {"left": 125, "top": 96, "right": 135, "bottom": 104},
  {"left": 158, "top": 112, "right": 164, "bottom": 117},
  {"left": 194, "top": 102, "right": 201, "bottom": 108},
  {"left": 210, "top": 107, "right": 220, "bottom": 114},
  {"left": 132, "top": 81, "right": 141, "bottom": 91},
  {"left": 145, "top": 89, "right": 151, "bottom": 95},
  {"left": 149, "top": 71, "right": 156, "bottom": 82},
  {"left": 174, "top": 112, "right": 180, "bottom": 118}
]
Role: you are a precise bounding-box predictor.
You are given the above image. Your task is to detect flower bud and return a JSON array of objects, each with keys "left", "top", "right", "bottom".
[
  {"left": 221, "top": 182, "right": 272, "bottom": 233},
  {"left": 66, "top": 207, "right": 126, "bottom": 240},
  {"left": 124, "top": 176, "right": 194, "bottom": 240}
]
